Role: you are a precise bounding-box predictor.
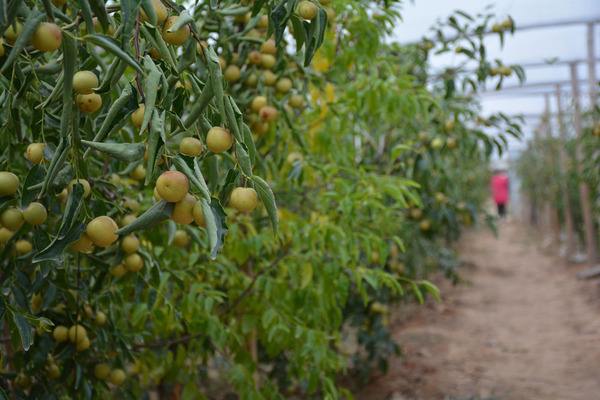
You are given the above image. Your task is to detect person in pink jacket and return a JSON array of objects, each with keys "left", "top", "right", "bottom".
[{"left": 490, "top": 170, "right": 510, "bottom": 217}]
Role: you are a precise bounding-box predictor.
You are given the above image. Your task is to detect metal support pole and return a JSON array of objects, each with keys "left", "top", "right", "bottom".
[
  {"left": 587, "top": 23, "right": 598, "bottom": 107},
  {"left": 569, "top": 63, "right": 598, "bottom": 265},
  {"left": 555, "top": 85, "right": 576, "bottom": 259},
  {"left": 543, "top": 94, "right": 561, "bottom": 246}
]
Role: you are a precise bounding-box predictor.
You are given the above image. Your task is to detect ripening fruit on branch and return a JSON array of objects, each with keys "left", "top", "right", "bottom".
[
  {"left": 419, "top": 219, "right": 432, "bottom": 232},
  {"left": 1, "top": 208, "right": 24, "bottom": 231},
  {"left": 94, "top": 311, "right": 107, "bottom": 326},
  {"left": 73, "top": 71, "right": 98, "bottom": 94},
  {"left": 248, "top": 50, "right": 262, "bottom": 65},
  {"left": 130, "top": 164, "right": 146, "bottom": 181},
  {"left": 261, "top": 54, "right": 276, "bottom": 69},
  {"left": 15, "top": 239, "right": 32, "bottom": 255},
  {"left": 76, "top": 93, "right": 102, "bottom": 113},
  {"left": 3, "top": 21, "right": 22, "bottom": 44},
  {"left": 121, "top": 235, "right": 140, "bottom": 254},
  {"left": 229, "top": 187, "right": 258, "bottom": 213},
  {"left": 173, "top": 230, "right": 190, "bottom": 247},
  {"left": 110, "top": 264, "right": 127, "bottom": 278},
  {"left": 76, "top": 336, "right": 91, "bottom": 352},
  {"left": 431, "top": 137, "right": 444, "bottom": 150},
  {"left": 109, "top": 369, "right": 126, "bottom": 386},
  {"left": 192, "top": 200, "right": 205, "bottom": 227},
  {"left": 53, "top": 325, "right": 69, "bottom": 342},
  {"left": 162, "top": 16, "right": 190, "bottom": 46},
  {"left": 262, "top": 70, "right": 277, "bottom": 86},
  {"left": 446, "top": 137, "right": 458, "bottom": 149},
  {"left": 276, "top": 78, "right": 292, "bottom": 93},
  {"left": 94, "top": 363, "right": 111, "bottom": 380},
  {"left": 0, "top": 228, "right": 13, "bottom": 244},
  {"left": 140, "top": 0, "right": 168, "bottom": 24},
  {"left": 131, "top": 104, "right": 145, "bottom": 128},
  {"left": 69, "top": 178, "right": 91, "bottom": 198},
  {"left": 86, "top": 216, "right": 119, "bottom": 247},
  {"left": 260, "top": 39, "right": 277, "bottom": 55},
  {"left": 0, "top": 39, "right": 4, "bottom": 57},
  {"left": 206, "top": 127, "right": 233, "bottom": 154},
  {"left": 224, "top": 65, "right": 241, "bottom": 82},
  {"left": 259, "top": 106, "right": 278, "bottom": 122},
  {"left": 31, "top": 293, "right": 42, "bottom": 313},
  {"left": 68, "top": 324, "right": 87, "bottom": 343},
  {"left": 250, "top": 96, "right": 268, "bottom": 113},
  {"left": 32, "top": 22, "right": 62, "bottom": 52},
  {"left": 70, "top": 233, "right": 94, "bottom": 253},
  {"left": 296, "top": 1, "right": 319, "bottom": 20},
  {"left": 23, "top": 202, "right": 47, "bottom": 225},
  {"left": 26, "top": 143, "right": 45, "bottom": 164},
  {"left": 124, "top": 253, "right": 144, "bottom": 272},
  {"left": 257, "top": 15, "right": 269, "bottom": 29},
  {"left": 179, "top": 137, "right": 203, "bottom": 157},
  {"left": 156, "top": 171, "right": 189, "bottom": 202},
  {"left": 289, "top": 94, "right": 305, "bottom": 109},
  {"left": 0, "top": 171, "right": 19, "bottom": 196},
  {"left": 121, "top": 214, "right": 137, "bottom": 226},
  {"left": 444, "top": 119, "right": 455, "bottom": 132},
  {"left": 171, "top": 193, "right": 196, "bottom": 224}
]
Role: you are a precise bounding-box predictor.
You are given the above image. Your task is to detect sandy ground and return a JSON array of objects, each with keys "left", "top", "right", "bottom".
[{"left": 358, "top": 221, "right": 600, "bottom": 400}]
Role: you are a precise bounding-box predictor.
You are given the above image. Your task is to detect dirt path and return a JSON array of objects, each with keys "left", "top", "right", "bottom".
[{"left": 358, "top": 221, "right": 600, "bottom": 400}]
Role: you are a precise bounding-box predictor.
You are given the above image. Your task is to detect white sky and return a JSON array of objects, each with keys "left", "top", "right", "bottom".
[{"left": 393, "top": 0, "right": 600, "bottom": 156}]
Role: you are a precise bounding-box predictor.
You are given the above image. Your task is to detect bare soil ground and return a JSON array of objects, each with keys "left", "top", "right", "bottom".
[{"left": 358, "top": 221, "right": 600, "bottom": 400}]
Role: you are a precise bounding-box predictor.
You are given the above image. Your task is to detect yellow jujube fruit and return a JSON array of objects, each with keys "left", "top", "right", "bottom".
[
  {"left": 155, "top": 171, "right": 189, "bottom": 202},
  {"left": 76, "top": 93, "right": 102, "bottom": 113},
  {"left": 229, "top": 187, "right": 258, "bottom": 213},
  {"left": 250, "top": 96, "right": 268, "bottom": 113},
  {"left": 192, "top": 200, "right": 205, "bottom": 227},
  {"left": 1, "top": 208, "right": 24, "bottom": 231},
  {"left": 86, "top": 216, "right": 119, "bottom": 247},
  {"left": 31, "top": 22, "right": 62, "bottom": 52},
  {"left": 26, "top": 143, "right": 46, "bottom": 164},
  {"left": 68, "top": 178, "right": 91, "bottom": 198},
  {"left": 171, "top": 193, "right": 196, "bottom": 225},
  {"left": 121, "top": 235, "right": 140, "bottom": 254},
  {"left": 140, "top": 0, "right": 168, "bottom": 24},
  {"left": 73, "top": 71, "right": 98, "bottom": 94},
  {"left": 70, "top": 233, "right": 94, "bottom": 253},
  {"left": 162, "top": 16, "right": 190, "bottom": 46},
  {"left": 15, "top": 239, "right": 32, "bottom": 255},
  {"left": 179, "top": 137, "right": 203, "bottom": 157},
  {"left": 68, "top": 324, "right": 87, "bottom": 343},
  {"left": 131, "top": 104, "right": 145, "bottom": 128},
  {"left": 0, "top": 171, "right": 19, "bottom": 197},
  {"left": 173, "top": 230, "right": 190, "bottom": 247},
  {"left": 94, "top": 363, "right": 111, "bottom": 380},
  {"left": 23, "top": 202, "right": 47, "bottom": 225},
  {"left": 206, "top": 127, "right": 233, "bottom": 154},
  {"left": 52, "top": 326, "right": 69, "bottom": 342},
  {"left": 124, "top": 253, "right": 144, "bottom": 272},
  {"left": 109, "top": 369, "right": 126, "bottom": 386}
]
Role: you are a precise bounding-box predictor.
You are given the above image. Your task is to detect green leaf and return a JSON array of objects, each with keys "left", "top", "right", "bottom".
[
  {"left": 167, "top": 11, "right": 194, "bottom": 32},
  {"left": 76, "top": 0, "right": 95, "bottom": 34},
  {"left": 250, "top": 175, "right": 278, "bottom": 233},
  {"left": 141, "top": 56, "right": 162, "bottom": 134},
  {"left": 12, "top": 312, "right": 33, "bottom": 351},
  {"left": 81, "top": 140, "right": 145, "bottom": 162},
  {"left": 90, "top": 84, "right": 137, "bottom": 144},
  {"left": 300, "top": 263, "right": 313, "bottom": 289},
  {"left": 116, "top": 201, "right": 174, "bottom": 236},
  {"left": 83, "top": 34, "right": 143, "bottom": 74},
  {"left": 172, "top": 156, "right": 211, "bottom": 200},
  {"left": 0, "top": 9, "right": 44, "bottom": 73},
  {"left": 202, "top": 198, "right": 227, "bottom": 259},
  {"left": 235, "top": 142, "right": 253, "bottom": 176},
  {"left": 88, "top": 0, "right": 110, "bottom": 33},
  {"left": 145, "top": 109, "right": 165, "bottom": 185},
  {"left": 21, "top": 165, "right": 45, "bottom": 207},
  {"left": 60, "top": 33, "right": 77, "bottom": 139}
]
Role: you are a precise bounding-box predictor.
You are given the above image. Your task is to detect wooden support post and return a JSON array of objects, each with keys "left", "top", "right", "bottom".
[
  {"left": 555, "top": 85, "right": 576, "bottom": 259},
  {"left": 569, "top": 62, "right": 598, "bottom": 265}
]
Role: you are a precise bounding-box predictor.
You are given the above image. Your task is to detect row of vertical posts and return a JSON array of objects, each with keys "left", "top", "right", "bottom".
[{"left": 539, "top": 22, "right": 598, "bottom": 266}]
